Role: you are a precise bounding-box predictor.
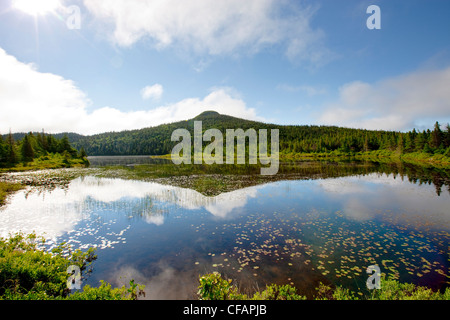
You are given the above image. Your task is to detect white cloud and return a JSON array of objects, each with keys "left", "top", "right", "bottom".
[
  {"left": 0, "top": 48, "right": 263, "bottom": 135},
  {"left": 0, "top": 48, "right": 90, "bottom": 134},
  {"left": 83, "top": 0, "right": 330, "bottom": 65},
  {"left": 141, "top": 84, "right": 163, "bottom": 101},
  {"left": 317, "top": 67, "right": 450, "bottom": 131},
  {"left": 75, "top": 87, "right": 264, "bottom": 134}
]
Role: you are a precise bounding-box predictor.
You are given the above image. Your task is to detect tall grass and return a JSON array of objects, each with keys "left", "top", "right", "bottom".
[{"left": 0, "top": 181, "right": 24, "bottom": 206}]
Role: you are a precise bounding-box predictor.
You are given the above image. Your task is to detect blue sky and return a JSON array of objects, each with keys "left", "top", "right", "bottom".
[{"left": 0, "top": 0, "right": 449, "bottom": 135}]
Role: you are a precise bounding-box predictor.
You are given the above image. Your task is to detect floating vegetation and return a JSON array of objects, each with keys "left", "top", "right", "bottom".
[{"left": 194, "top": 205, "right": 449, "bottom": 296}]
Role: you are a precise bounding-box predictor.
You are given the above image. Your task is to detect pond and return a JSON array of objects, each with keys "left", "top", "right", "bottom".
[{"left": 0, "top": 161, "right": 449, "bottom": 299}]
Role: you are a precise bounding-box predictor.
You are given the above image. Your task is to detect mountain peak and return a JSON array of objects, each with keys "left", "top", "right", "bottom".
[{"left": 194, "top": 111, "right": 221, "bottom": 119}]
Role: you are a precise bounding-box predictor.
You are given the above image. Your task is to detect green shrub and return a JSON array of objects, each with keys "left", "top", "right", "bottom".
[
  {"left": 198, "top": 273, "right": 450, "bottom": 300},
  {"left": 363, "top": 278, "right": 450, "bottom": 300},
  {"left": 252, "top": 284, "right": 306, "bottom": 300},
  {"left": 198, "top": 272, "right": 306, "bottom": 300},
  {"left": 198, "top": 272, "right": 242, "bottom": 300},
  {"left": 0, "top": 233, "right": 72, "bottom": 299},
  {"left": 0, "top": 233, "right": 144, "bottom": 300},
  {"left": 67, "top": 280, "right": 145, "bottom": 300}
]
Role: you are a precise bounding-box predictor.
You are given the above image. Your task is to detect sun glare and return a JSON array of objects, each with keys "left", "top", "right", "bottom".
[{"left": 13, "top": 0, "right": 60, "bottom": 16}]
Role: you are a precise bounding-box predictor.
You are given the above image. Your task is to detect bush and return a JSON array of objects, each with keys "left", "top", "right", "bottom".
[
  {"left": 67, "top": 280, "right": 145, "bottom": 300},
  {"left": 198, "top": 273, "right": 450, "bottom": 300},
  {"left": 198, "top": 272, "right": 305, "bottom": 300},
  {"left": 363, "top": 278, "right": 450, "bottom": 300},
  {"left": 252, "top": 284, "right": 306, "bottom": 300},
  {"left": 198, "top": 272, "right": 242, "bottom": 300},
  {"left": 0, "top": 233, "right": 144, "bottom": 300}
]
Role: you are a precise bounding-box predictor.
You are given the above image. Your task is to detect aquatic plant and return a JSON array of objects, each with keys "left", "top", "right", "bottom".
[{"left": 0, "top": 181, "right": 24, "bottom": 206}]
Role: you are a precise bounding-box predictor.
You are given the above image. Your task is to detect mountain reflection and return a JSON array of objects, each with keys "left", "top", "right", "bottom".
[
  {"left": 0, "top": 162, "right": 448, "bottom": 242},
  {"left": 0, "top": 176, "right": 262, "bottom": 239}
]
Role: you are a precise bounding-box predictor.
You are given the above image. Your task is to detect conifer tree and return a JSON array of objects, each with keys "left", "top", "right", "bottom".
[
  {"left": 79, "top": 147, "right": 87, "bottom": 158},
  {"left": 47, "top": 135, "right": 58, "bottom": 153},
  {"left": 414, "top": 131, "right": 426, "bottom": 152},
  {"left": 444, "top": 123, "right": 450, "bottom": 148},
  {"left": 431, "top": 121, "right": 443, "bottom": 150},
  {"left": 423, "top": 143, "right": 432, "bottom": 154},
  {"left": 6, "top": 131, "right": 18, "bottom": 164},
  {"left": 404, "top": 133, "right": 414, "bottom": 153},
  {"left": 363, "top": 135, "right": 369, "bottom": 152},
  {"left": 21, "top": 134, "right": 34, "bottom": 162},
  {"left": 0, "top": 135, "right": 6, "bottom": 163},
  {"left": 59, "top": 134, "right": 77, "bottom": 157},
  {"left": 37, "top": 129, "right": 49, "bottom": 153},
  {"left": 396, "top": 134, "right": 404, "bottom": 154}
]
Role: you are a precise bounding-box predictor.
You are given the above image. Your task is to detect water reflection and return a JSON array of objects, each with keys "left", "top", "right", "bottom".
[
  {"left": 317, "top": 175, "right": 449, "bottom": 227},
  {"left": 0, "top": 176, "right": 263, "bottom": 241},
  {"left": 0, "top": 168, "right": 448, "bottom": 298},
  {"left": 88, "top": 155, "right": 171, "bottom": 167},
  {"left": 85, "top": 156, "right": 450, "bottom": 197},
  {"left": 1, "top": 172, "right": 448, "bottom": 245}
]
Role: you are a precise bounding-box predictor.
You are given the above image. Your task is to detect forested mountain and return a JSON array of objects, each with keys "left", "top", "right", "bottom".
[
  {"left": 72, "top": 111, "right": 276, "bottom": 156},
  {"left": 71, "top": 111, "right": 450, "bottom": 157},
  {"left": 3, "top": 111, "right": 450, "bottom": 158}
]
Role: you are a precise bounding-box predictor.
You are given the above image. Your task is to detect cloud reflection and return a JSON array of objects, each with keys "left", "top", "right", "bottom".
[
  {"left": 0, "top": 176, "right": 261, "bottom": 240},
  {"left": 317, "top": 173, "right": 450, "bottom": 227}
]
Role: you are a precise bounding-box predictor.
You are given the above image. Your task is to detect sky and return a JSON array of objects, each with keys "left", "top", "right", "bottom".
[{"left": 0, "top": 0, "right": 449, "bottom": 135}]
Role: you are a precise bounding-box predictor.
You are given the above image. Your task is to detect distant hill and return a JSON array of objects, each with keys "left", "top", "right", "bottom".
[
  {"left": 70, "top": 111, "right": 278, "bottom": 156},
  {"left": 66, "top": 111, "right": 400, "bottom": 156},
  {"left": 5, "top": 111, "right": 449, "bottom": 156},
  {"left": 3, "top": 132, "right": 86, "bottom": 144}
]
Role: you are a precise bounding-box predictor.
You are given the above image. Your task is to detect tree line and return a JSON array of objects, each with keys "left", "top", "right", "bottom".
[
  {"left": 280, "top": 121, "right": 450, "bottom": 156},
  {"left": 3, "top": 112, "right": 450, "bottom": 159},
  {"left": 0, "top": 130, "right": 88, "bottom": 167},
  {"left": 69, "top": 111, "right": 450, "bottom": 158}
]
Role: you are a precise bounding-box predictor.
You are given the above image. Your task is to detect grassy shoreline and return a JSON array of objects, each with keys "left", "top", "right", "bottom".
[
  {"left": 280, "top": 150, "right": 450, "bottom": 168},
  {"left": 152, "top": 150, "right": 450, "bottom": 168},
  {"left": 0, "top": 181, "right": 24, "bottom": 206},
  {"left": 0, "top": 155, "right": 89, "bottom": 205},
  {"left": 0, "top": 156, "right": 89, "bottom": 173},
  {"left": 1, "top": 152, "right": 448, "bottom": 198}
]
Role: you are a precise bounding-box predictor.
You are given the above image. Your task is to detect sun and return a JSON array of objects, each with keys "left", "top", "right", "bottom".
[{"left": 13, "top": 0, "right": 60, "bottom": 16}]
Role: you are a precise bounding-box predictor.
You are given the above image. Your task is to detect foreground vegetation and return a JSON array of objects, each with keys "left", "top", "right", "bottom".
[
  {"left": 0, "top": 233, "right": 144, "bottom": 300},
  {"left": 2, "top": 233, "right": 447, "bottom": 300},
  {"left": 198, "top": 272, "right": 450, "bottom": 300}
]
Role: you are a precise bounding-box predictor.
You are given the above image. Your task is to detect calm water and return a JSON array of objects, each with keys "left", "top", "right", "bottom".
[
  {"left": 0, "top": 164, "right": 449, "bottom": 299},
  {"left": 88, "top": 155, "right": 171, "bottom": 167}
]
